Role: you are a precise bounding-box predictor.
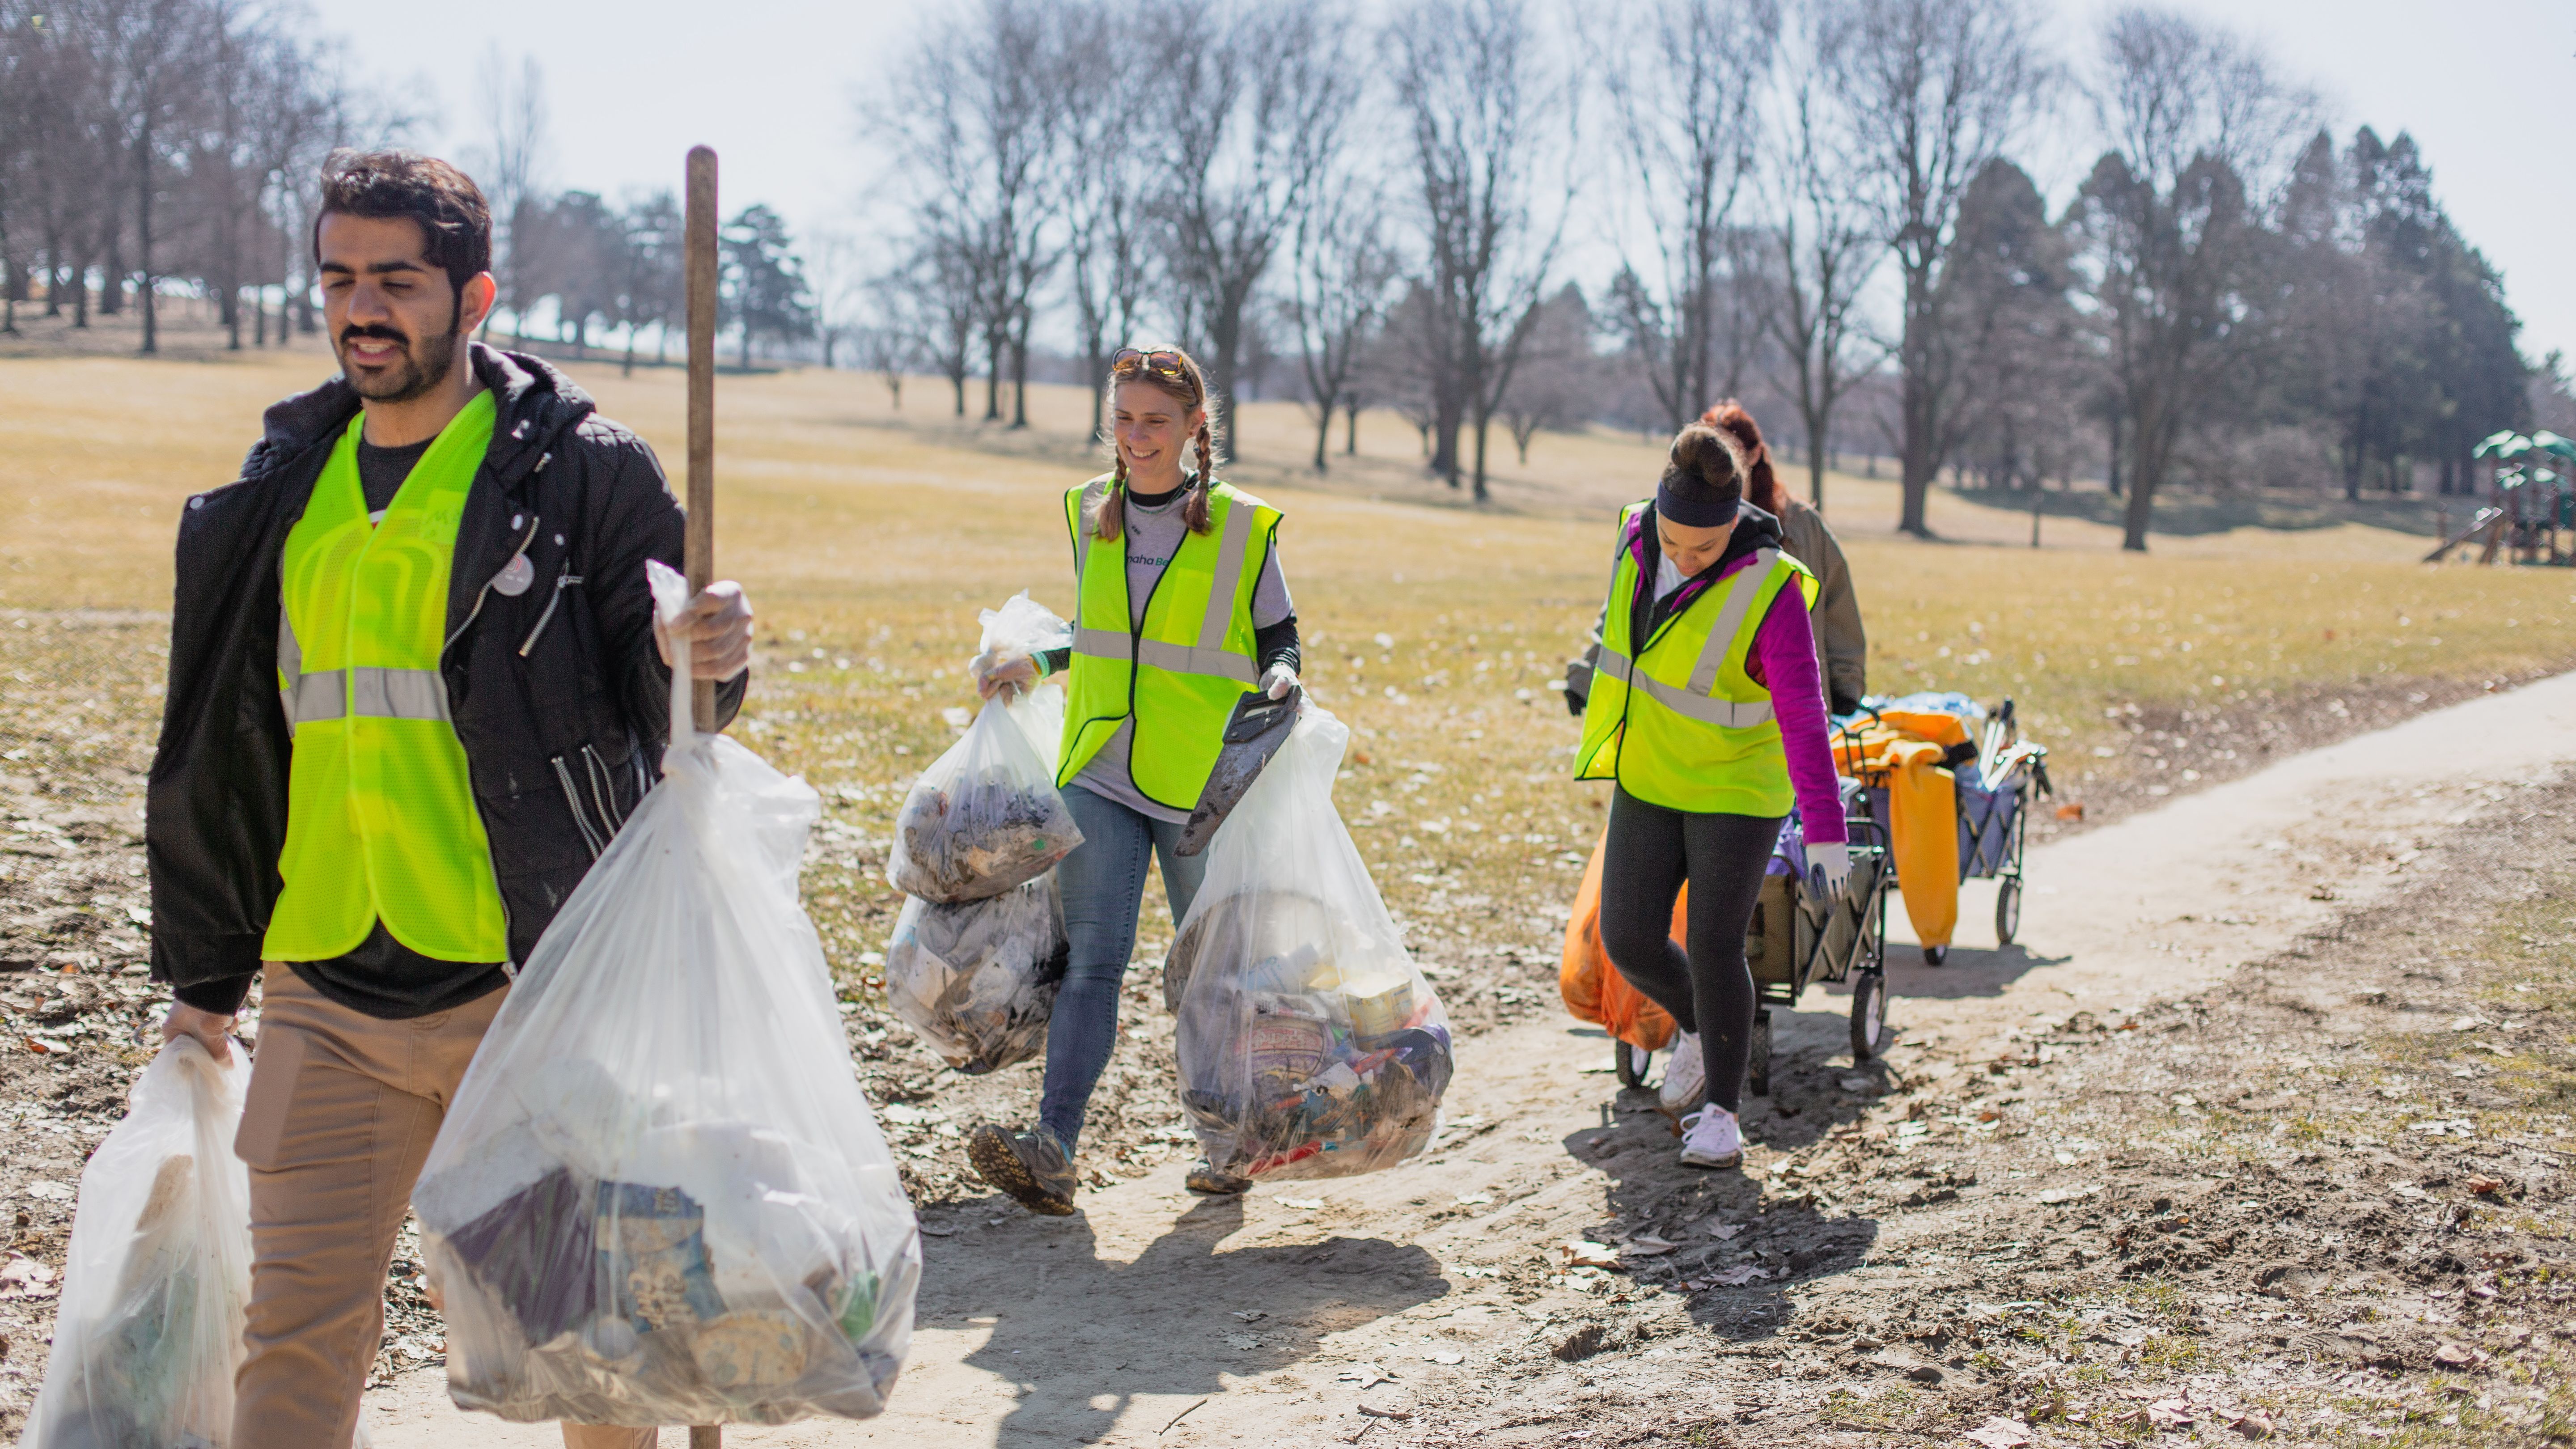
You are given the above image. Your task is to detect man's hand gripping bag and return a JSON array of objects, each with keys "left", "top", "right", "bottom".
[
  {"left": 413, "top": 560, "right": 919, "bottom": 1428},
  {"left": 20, "top": 1037, "right": 251, "bottom": 1449},
  {"left": 1169, "top": 705, "right": 1453, "bottom": 1181}
]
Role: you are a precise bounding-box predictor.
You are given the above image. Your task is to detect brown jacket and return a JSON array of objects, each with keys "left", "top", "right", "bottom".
[{"left": 1775, "top": 498, "right": 1867, "bottom": 713}]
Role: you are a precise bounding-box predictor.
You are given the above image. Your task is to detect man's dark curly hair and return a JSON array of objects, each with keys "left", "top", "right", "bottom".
[{"left": 311, "top": 149, "right": 492, "bottom": 304}]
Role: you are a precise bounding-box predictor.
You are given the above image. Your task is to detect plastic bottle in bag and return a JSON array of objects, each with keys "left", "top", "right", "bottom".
[
  {"left": 411, "top": 559, "right": 920, "bottom": 1429},
  {"left": 882, "top": 872, "right": 1068, "bottom": 1074},
  {"left": 887, "top": 595, "right": 1083, "bottom": 904},
  {"left": 1170, "top": 706, "right": 1453, "bottom": 1182},
  {"left": 20, "top": 1036, "right": 251, "bottom": 1449}
]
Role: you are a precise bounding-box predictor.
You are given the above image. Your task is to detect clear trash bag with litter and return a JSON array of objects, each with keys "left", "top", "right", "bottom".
[
  {"left": 413, "top": 559, "right": 919, "bottom": 1429},
  {"left": 20, "top": 1036, "right": 250, "bottom": 1449},
  {"left": 1170, "top": 705, "right": 1453, "bottom": 1181},
  {"left": 883, "top": 873, "right": 1068, "bottom": 1074},
  {"left": 887, "top": 596, "right": 1082, "bottom": 904}
]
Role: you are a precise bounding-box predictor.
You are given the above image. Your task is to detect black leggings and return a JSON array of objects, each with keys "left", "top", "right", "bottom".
[{"left": 1596, "top": 784, "right": 1782, "bottom": 1114}]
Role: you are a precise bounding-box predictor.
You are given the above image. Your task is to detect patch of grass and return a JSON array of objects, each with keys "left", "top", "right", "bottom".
[
  {"left": 1819, "top": 1384, "right": 1917, "bottom": 1429},
  {"left": 13, "top": 350, "right": 2576, "bottom": 1006}
]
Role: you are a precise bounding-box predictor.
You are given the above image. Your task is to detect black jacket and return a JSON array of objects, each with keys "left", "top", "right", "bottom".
[{"left": 146, "top": 344, "right": 746, "bottom": 998}]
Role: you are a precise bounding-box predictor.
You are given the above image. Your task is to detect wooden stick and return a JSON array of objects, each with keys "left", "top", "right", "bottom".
[
  {"left": 684, "top": 144, "right": 720, "bottom": 735},
  {"left": 683, "top": 143, "right": 723, "bottom": 1449}
]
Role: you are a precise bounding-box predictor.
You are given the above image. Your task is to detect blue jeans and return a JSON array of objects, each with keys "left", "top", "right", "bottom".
[{"left": 1038, "top": 784, "right": 1210, "bottom": 1152}]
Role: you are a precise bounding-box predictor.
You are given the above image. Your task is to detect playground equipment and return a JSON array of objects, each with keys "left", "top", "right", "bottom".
[{"left": 2425, "top": 430, "right": 2576, "bottom": 564}]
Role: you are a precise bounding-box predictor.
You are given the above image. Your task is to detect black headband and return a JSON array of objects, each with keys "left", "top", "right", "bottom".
[{"left": 1656, "top": 480, "right": 1738, "bottom": 529}]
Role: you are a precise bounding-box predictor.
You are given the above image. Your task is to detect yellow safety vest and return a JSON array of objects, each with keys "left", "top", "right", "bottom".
[
  {"left": 1574, "top": 503, "right": 1820, "bottom": 815},
  {"left": 262, "top": 395, "right": 510, "bottom": 963},
  {"left": 1057, "top": 478, "right": 1280, "bottom": 811}
]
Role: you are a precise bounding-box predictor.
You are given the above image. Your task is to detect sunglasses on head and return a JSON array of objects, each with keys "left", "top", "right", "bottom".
[{"left": 1111, "top": 347, "right": 1189, "bottom": 383}]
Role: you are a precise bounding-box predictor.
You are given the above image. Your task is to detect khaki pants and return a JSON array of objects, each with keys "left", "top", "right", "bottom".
[{"left": 234, "top": 968, "right": 656, "bottom": 1449}]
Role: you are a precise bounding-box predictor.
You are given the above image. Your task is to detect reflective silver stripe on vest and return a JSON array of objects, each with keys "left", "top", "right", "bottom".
[
  {"left": 1685, "top": 549, "right": 1780, "bottom": 695},
  {"left": 280, "top": 665, "right": 453, "bottom": 728},
  {"left": 1592, "top": 646, "right": 1776, "bottom": 729},
  {"left": 1069, "top": 627, "right": 1258, "bottom": 684},
  {"left": 1195, "top": 499, "right": 1256, "bottom": 653}
]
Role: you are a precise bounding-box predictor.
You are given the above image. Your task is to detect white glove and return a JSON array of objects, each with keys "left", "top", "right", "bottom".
[
  {"left": 1805, "top": 842, "right": 1852, "bottom": 900},
  {"left": 1261, "top": 662, "right": 1300, "bottom": 700},
  {"left": 970, "top": 649, "right": 1037, "bottom": 702}
]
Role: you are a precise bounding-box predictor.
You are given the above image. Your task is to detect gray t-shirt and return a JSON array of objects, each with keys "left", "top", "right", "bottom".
[{"left": 1072, "top": 486, "right": 1292, "bottom": 823}]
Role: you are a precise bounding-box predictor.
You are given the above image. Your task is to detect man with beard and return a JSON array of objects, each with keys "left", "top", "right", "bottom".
[{"left": 147, "top": 150, "right": 752, "bottom": 1447}]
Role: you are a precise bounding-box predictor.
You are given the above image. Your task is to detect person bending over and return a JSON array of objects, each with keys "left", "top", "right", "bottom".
[
  {"left": 964, "top": 345, "right": 1301, "bottom": 1215},
  {"left": 1565, "top": 423, "right": 1848, "bottom": 1168}
]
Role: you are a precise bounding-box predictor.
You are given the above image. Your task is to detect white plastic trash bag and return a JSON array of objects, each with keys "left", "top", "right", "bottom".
[
  {"left": 888, "top": 597, "right": 1082, "bottom": 903},
  {"left": 20, "top": 1036, "right": 250, "bottom": 1449},
  {"left": 1171, "top": 706, "right": 1453, "bottom": 1181},
  {"left": 413, "top": 559, "right": 920, "bottom": 1429},
  {"left": 884, "top": 874, "right": 1067, "bottom": 1075}
]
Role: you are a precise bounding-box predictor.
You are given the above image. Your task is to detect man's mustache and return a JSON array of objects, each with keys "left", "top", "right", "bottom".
[{"left": 339, "top": 324, "right": 411, "bottom": 351}]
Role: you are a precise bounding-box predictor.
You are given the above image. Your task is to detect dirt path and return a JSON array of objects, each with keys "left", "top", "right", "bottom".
[{"left": 350, "top": 671, "right": 2576, "bottom": 1448}]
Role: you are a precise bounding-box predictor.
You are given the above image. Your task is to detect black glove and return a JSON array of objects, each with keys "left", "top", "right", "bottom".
[
  {"left": 1564, "top": 685, "right": 1587, "bottom": 717},
  {"left": 1830, "top": 687, "right": 1861, "bottom": 716}
]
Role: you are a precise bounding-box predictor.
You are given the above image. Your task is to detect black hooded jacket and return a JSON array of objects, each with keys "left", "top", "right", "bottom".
[{"left": 146, "top": 344, "right": 746, "bottom": 1013}]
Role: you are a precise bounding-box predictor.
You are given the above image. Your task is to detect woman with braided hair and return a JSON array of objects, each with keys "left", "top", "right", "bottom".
[{"left": 965, "top": 345, "right": 1301, "bottom": 1214}]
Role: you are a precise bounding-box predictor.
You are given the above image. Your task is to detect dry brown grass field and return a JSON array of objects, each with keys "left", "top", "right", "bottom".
[{"left": 10, "top": 339, "right": 2576, "bottom": 1013}]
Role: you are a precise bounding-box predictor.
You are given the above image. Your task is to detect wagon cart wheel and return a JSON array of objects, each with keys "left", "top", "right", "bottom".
[
  {"left": 1849, "top": 968, "right": 1890, "bottom": 1061},
  {"left": 1614, "top": 1040, "right": 1652, "bottom": 1088},
  {"left": 1996, "top": 875, "right": 2022, "bottom": 946},
  {"left": 1747, "top": 1010, "right": 1773, "bottom": 1097}
]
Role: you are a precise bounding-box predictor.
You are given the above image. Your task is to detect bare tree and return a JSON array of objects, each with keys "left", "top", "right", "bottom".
[
  {"left": 111, "top": 0, "right": 212, "bottom": 352},
  {"left": 2068, "top": 6, "right": 2309, "bottom": 550},
  {"left": 1818, "top": 0, "right": 2051, "bottom": 535},
  {"left": 1760, "top": 17, "right": 1885, "bottom": 510},
  {"left": 471, "top": 47, "right": 547, "bottom": 339},
  {"left": 1156, "top": 0, "right": 1355, "bottom": 453},
  {"left": 873, "top": 0, "right": 1058, "bottom": 427},
  {"left": 1285, "top": 178, "right": 1398, "bottom": 472},
  {"left": 1050, "top": 0, "right": 1160, "bottom": 437},
  {"left": 1500, "top": 282, "right": 1593, "bottom": 464},
  {"left": 1389, "top": 0, "right": 1572, "bottom": 501},
  {"left": 1590, "top": 0, "right": 1778, "bottom": 431},
  {"left": 611, "top": 189, "right": 681, "bottom": 372}
]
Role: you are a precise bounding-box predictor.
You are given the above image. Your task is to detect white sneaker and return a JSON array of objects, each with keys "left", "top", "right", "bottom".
[
  {"left": 1658, "top": 1030, "right": 1705, "bottom": 1116},
  {"left": 1678, "top": 1105, "right": 1744, "bottom": 1169}
]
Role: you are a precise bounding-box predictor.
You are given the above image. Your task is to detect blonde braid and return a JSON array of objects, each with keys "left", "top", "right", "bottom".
[
  {"left": 1183, "top": 422, "right": 1215, "bottom": 534},
  {"left": 1092, "top": 465, "right": 1127, "bottom": 543}
]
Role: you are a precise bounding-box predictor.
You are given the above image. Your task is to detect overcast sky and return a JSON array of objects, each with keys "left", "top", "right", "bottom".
[{"left": 312, "top": 0, "right": 2576, "bottom": 369}]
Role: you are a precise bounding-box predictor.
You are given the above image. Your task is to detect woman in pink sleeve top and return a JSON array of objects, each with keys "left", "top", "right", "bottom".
[{"left": 1565, "top": 421, "right": 1848, "bottom": 1170}]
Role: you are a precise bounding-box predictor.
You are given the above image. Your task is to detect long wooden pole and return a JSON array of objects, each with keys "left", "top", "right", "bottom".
[
  {"left": 684, "top": 144, "right": 720, "bottom": 736},
  {"left": 684, "top": 150, "right": 723, "bottom": 1449}
]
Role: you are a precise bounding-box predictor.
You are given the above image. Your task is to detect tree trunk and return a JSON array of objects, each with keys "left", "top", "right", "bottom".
[
  {"left": 1010, "top": 328, "right": 1031, "bottom": 429},
  {"left": 1344, "top": 400, "right": 1359, "bottom": 456},
  {"left": 983, "top": 334, "right": 1003, "bottom": 421},
  {"left": 740, "top": 321, "right": 753, "bottom": 369},
  {"left": 1313, "top": 394, "right": 1332, "bottom": 472},
  {"left": 2121, "top": 405, "right": 2171, "bottom": 552},
  {"left": 1470, "top": 406, "right": 1492, "bottom": 503},
  {"left": 1895, "top": 262, "right": 1934, "bottom": 536},
  {"left": 136, "top": 123, "right": 157, "bottom": 356},
  {"left": 951, "top": 369, "right": 968, "bottom": 417},
  {"left": 222, "top": 283, "right": 241, "bottom": 349},
  {"left": 623, "top": 332, "right": 637, "bottom": 377}
]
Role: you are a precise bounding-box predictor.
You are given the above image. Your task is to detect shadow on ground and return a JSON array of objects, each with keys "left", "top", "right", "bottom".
[{"left": 928, "top": 1194, "right": 1442, "bottom": 1445}]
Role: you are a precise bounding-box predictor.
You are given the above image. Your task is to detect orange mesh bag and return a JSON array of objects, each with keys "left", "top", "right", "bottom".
[{"left": 1559, "top": 829, "right": 1682, "bottom": 1053}]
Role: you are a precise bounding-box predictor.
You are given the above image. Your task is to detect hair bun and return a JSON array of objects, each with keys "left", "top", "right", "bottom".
[{"left": 1669, "top": 421, "right": 1745, "bottom": 494}]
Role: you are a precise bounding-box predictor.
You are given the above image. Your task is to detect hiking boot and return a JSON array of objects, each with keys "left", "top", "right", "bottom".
[
  {"left": 967, "top": 1123, "right": 1078, "bottom": 1216},
  {"left": 1678, "top": 1106, "right": 1744, "bottom": 1169},
  {"left": 1659, "top": 1030, "right": 1706, "bottom": 1117},
  {"left": 1186, "top": 1159, "right": 1252, "bottom": 1195}
]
